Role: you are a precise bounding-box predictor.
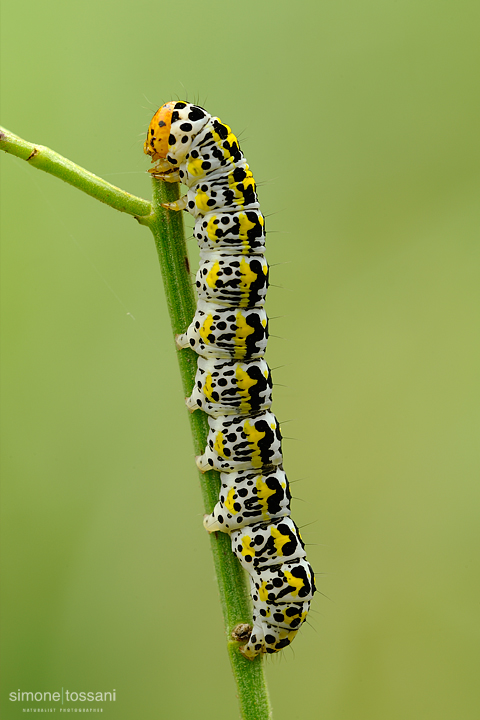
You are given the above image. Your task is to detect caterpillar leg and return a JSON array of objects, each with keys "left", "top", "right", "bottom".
[
  {"left": 162, "top": 195, "right": 188, "bottom": 212},
  {"left": 149, "top": 169, "right": 181, "bottom": 183},
  {"left": 147, "top": 158, "right": 180, "bottom": 181},
  {"left": 175, "top": 330, "right": 190, "bottom": 351}
]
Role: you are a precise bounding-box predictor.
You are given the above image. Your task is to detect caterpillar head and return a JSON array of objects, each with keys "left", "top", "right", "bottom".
[
  {"left": 145, "top": 101, "right": 210, "bottom": 170},
  {"left": 144, "top": 101, "right": 175, "bottom": 163}
]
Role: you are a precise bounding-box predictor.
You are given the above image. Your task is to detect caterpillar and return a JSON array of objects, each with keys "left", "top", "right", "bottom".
[{"left": 144, "top": 101, "right": 315, "bottom": 658}]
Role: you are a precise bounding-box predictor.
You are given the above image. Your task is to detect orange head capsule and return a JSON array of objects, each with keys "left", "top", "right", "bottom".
[{"left": 144, "top": 101, "right": 175, "bottom": 160}]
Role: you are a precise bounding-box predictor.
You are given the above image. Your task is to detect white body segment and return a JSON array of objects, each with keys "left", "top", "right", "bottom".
[
  {"left": 176, "top": 299, "right": 269, "bottom": 361},
  {"left": 187, "top": 357, "right": 273, "bottom": 418},
  {"left": 196, "top": 411, "right": 283, "bottom": 473},
  {"left": 202, "top": 467, "right": 291, "bottom": 532}
]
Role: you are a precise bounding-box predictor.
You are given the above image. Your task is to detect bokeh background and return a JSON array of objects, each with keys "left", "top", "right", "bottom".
[{"left": 1, "top": 1, "right": 479, "bottom": 718}]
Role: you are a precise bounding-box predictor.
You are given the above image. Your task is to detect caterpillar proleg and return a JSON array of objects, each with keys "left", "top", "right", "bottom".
[{"left": 144, "top": 101, "right": 315, "bottom": 658}]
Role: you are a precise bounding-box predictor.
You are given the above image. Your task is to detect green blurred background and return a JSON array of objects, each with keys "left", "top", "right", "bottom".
[{"left": 1, "top": 0, "right": 479, "bottom": 718}]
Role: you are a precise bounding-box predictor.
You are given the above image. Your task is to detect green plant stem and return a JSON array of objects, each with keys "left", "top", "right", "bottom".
[
  {"left": 0, "top": 126, "right": 151, "bottom": 218},
  {"left": 1, "top": 128, "right": 272, "bottom": 719},
  {"left": 144, "top": 177, "right": 272, "bottom": 720}
]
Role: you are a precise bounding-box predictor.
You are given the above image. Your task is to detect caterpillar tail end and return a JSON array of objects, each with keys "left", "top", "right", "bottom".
[
  {"left": 239, "top": 645, "right": 257, "bottom": 661},
  {"left": 231, "top": 624, "right": 257, "bottom": 661}
]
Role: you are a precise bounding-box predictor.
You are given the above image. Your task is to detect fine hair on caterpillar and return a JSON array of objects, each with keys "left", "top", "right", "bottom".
[{"left": 144, "top": 101, "right": 315, "bottom": 659}]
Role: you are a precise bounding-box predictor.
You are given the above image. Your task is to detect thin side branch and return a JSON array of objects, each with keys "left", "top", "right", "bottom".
[{"left": 0, "top": 126, "right": 152, "bottom": 219}]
